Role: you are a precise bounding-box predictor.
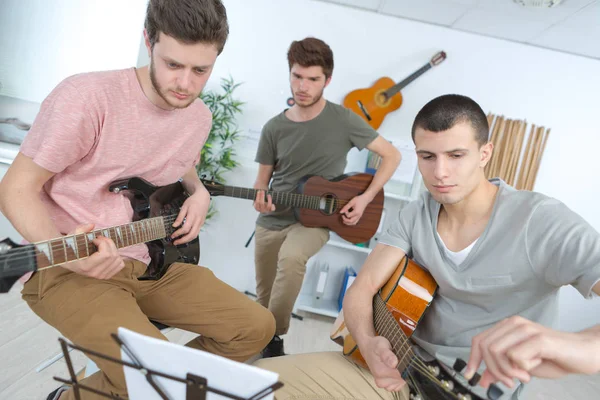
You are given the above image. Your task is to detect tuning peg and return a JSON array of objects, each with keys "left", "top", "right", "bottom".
[
  {"left": 468, "top": 372, "right": 481, "bottom": 387},
  {"left": 487, "top": 383, "right": 503, "bottom": 400},
  {"left": 453, "top": 358, "right": 467, "bottom": 372}
]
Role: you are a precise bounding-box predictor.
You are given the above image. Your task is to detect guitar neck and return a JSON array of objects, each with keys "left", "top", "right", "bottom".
[
  {"left": 221, "top": 185, "right": 321, "bottom": 210},
  {"left": 385, "top": 63, "right": 432, "bottom": 98},
  {"left": 373, "top": 294, "right": 416, "bottom": 372},
  {"left": 31, "top": 216, "right": 171, "bottom": 269}
]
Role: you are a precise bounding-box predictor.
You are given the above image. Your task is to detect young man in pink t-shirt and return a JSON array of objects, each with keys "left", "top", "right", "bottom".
[{"left": 0, "top": 1, "right": 275, "bottom": 399}]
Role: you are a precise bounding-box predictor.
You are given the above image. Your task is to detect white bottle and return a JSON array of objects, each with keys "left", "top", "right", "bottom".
[{"left": 314, "top": 262, "right": 329, "bottom": 306}]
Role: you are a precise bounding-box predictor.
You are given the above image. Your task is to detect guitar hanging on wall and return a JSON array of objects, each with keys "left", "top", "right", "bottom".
[{"left": 343, "top": 51, "right": 447, "bottom": 130}]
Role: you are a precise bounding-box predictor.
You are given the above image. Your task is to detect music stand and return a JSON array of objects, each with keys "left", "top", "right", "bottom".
[{"left": 53, "top": 329, "right": 284, "bottom": 400}]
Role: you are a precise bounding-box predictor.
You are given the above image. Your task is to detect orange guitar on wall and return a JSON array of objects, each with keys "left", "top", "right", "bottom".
[{"left": 343, "top": 51, "right": 447, "bottom": 130}]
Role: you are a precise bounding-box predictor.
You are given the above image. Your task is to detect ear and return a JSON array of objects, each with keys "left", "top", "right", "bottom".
[
  {"left": 480, "top": 141, "right": 494, "bottom": 168},
  {"left": 324, "top": 75, "right": 332, "bottom": 88},
  {"left": 143, "top": 29, "right": 152, "bottom": 57}
]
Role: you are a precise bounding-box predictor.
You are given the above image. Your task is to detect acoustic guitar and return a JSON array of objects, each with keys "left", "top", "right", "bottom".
[
  {"left": 0, "top": 177, "right": 200, "bottom": 293},
  {"left": 330, "top": 256, "right": 504, "bottom": 400},
  {"left": 201, "top": 173, "right": 384, "bottom": 244},
  {"left": 343, "top": 51, "right": 447, "bottom": 130}
]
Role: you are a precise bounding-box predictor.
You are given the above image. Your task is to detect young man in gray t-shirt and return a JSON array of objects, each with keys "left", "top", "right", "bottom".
[
  {"left": 252, "top": 37, "right": 401, "bottom": 357},
  {"left": 254, "top": 94, "right": 600, "bottom": 400}
]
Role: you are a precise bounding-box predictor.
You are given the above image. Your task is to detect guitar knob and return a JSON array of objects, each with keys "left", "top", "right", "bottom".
[
  {"left": 468, "top": 372, "right": 481, "bottom": 387},
  {"left": 453, "top": 358, "right": 467, "bottom": 372},
  {"left": 487, "top": 383, "right": 503, "bottom": 400}
]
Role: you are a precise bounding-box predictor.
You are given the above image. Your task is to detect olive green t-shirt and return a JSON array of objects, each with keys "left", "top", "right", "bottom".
[{"left": 255, "top": 101, "right": 379, "bottom": 230}]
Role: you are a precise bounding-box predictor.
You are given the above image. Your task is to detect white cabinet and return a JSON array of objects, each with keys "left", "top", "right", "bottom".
[{"left": 294, "top": 182, "right": 421, "bottom": 319}]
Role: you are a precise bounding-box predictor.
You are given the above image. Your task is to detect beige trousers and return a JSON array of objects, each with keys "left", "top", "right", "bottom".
[
  {"left": 22, "top": 259, "right": 275, "bottom": 400},
  {"left": 254, "top": 351, "right": 410, "bottom": 400},
  {"left": 254, "top": 223, "right": 329, "bottom": 335}
]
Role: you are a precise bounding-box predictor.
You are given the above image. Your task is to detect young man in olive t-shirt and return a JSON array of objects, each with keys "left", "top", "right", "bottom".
[{"left": 252, "top": 37, "right": 401, "bottom": 357}]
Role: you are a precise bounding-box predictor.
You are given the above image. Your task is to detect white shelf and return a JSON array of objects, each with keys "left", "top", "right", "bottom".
[
  {"left": 384, "top": 193, "right": 413, "bottom": 202},
  {"left": 326, "top": 239, "right": 371, "bottom": 254},
  {"left": 295, "top": 293, "right": 340, "bottom": 318}
]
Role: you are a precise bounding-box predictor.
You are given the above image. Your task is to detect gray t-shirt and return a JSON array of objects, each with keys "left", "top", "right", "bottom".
[
  {"left": 379, "top": 178, "right": 600, "bottom": 399},
  {"left": 255, "top": 101, "right": 378, "bottom": 230}
]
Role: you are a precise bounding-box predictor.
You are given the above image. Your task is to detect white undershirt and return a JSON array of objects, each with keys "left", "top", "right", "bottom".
[{"left": 437, "top": 232, "right": 478, "bottom": 265}]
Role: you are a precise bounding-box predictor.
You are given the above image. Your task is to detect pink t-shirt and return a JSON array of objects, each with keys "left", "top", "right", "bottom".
[{"left": 20, "top": 67, "right": 211, "bottom": 265}]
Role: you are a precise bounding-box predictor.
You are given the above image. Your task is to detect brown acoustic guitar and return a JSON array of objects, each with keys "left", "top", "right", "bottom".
[
  {"left": 201, "top": 173, "right": 383, "bottom": 244},
  {"left": 330, "top": 256, "right": 504, "bottom": 400},
  {"left": 343, "top": 51, "right": 447, "bottom": 130}
]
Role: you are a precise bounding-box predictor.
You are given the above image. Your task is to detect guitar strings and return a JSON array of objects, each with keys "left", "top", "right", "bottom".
[
  {"left": 376, "top": 306, "right": 465, "bottom": 400},
  {"left": 373, "top": 294, "right": 465, "bottom": 399},
  {"left": 227, "top": 186, "right": 355, "bottom": 210},
  {"left": 0, "top": 214, "right": 180, "bottom": 271}
]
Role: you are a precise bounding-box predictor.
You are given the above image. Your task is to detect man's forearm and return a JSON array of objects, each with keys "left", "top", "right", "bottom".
[
  {"left": 342, "top": 284, "right": 378, "bottom": 349},
  {"left": 0, "top": 188, "right": 62, "bottom": 243},
  {"left": 363, "top": 152, "right": 401, "bottom": 201},
  {"left": 253, "top": 178, "right": 269, "bottom": 190},
  {"left": 181, "top": 167, "right": 204, "bottom": 196}
]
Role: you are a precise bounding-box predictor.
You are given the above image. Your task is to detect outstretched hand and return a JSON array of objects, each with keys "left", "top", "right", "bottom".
[{"left": 465, "top": 316, "right": 600, "bottom": 389}]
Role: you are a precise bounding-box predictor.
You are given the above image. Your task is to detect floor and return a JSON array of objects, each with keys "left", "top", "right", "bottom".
[{"left": 0, "top": 284, "right": 598, "bottom": 400}]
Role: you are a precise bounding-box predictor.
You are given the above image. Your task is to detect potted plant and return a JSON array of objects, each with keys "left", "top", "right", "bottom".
[{"left": 196, "top": 76, "right": 244, "bottom": 221}]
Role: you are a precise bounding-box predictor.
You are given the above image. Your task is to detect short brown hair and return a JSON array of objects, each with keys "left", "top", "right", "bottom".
[
  {"left": 145, "top": 0, "right": 229, "bottom": 54},
  {"left": 287, "top": 37, "right": 334, "bottom": 79},
  {"left": 412, "top": 94, "right": 490, "bottom": 147}
]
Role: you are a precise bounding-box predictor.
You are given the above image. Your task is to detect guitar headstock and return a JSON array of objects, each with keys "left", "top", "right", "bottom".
[
  {"left": 0, "top": 238, "right": 37, "bottom": 293},
  {"left": 200, "top": 176, "right": 225, "bottom": 196},
  {"left": 404, "top": 347, "right": 504, "bottom": 400},
  {"left": 430, "top": 51, "right": 447, "bottom": 66}
]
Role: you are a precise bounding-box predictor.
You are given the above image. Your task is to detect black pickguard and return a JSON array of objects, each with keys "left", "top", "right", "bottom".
[{"left": 108, "top": 177, "right": 200, "bottom": 280}]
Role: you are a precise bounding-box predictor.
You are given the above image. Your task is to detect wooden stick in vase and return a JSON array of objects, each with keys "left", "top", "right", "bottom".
[
  {"left": 525, "top": 126, "right": 545, "bottom": 190},
  {"left": 489, "top": 117, "right": 507, "bottom": 178},
  {"left": 498, "top": 119, "right": 516, "bottom": 181},
  {"left": 509, "top": 121, "right": 527, "bottom": 186},
  {"left": 499, "top": 120, "right": 519, "bottom": 182},
  {"left": 517, "top": 123, "right": 536, "bottom": 190},
  {"left": 529, "top": 128, "right": 551, "bottom": 191},
  {"left": 504, "top": 120, "right": 521, "bottom": 186}
]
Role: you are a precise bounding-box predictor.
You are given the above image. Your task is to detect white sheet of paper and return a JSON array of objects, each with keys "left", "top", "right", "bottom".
[
  {"left": 118, "top": 327, "right": 279, "bottom": 400},
  {"left": 391, "top": 140, "right": 418, "bottom": 184}
]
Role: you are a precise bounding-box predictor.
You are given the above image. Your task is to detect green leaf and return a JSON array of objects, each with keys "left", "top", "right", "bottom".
[{"left": 196, "top": 77, "right": 244, "bottom": 223}]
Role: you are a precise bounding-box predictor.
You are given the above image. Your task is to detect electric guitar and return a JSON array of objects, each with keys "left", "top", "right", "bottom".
[
  {"left": 0, "top": 177, "right": 200, "bottom": 293},
  {"left": 330, "top": 256, "right": 504, "bottom": 400},
  {"left": 343, "top": 51, "right": 447, "bottom": 130},
  {"left": 201, "top": 172, "right": 384, "bottom": 244}
]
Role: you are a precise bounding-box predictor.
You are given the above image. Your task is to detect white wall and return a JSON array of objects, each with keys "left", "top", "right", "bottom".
[
  {"left": 160, "top": 0, "right": 600, "bottom": 331},
  {"left": 0, "top": 0, "right": 148, "bottom": 103}
]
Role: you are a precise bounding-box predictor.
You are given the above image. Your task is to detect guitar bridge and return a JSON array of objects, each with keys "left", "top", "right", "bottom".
[{"left": 356, "top": 100, "right": 372, "bottom": 121}]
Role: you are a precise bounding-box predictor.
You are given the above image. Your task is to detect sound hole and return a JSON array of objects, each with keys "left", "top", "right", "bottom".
[
  {"left": 376, "top": 91, "right": 390, "bottom": 107},
  {"left": 318, "top": 194, "right": 338, "bottom": 215}
]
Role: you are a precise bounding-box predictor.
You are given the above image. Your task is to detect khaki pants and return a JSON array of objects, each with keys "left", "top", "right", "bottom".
[
  {"left": 22, "top": 259, "right": 275, "bottom": 400},
  {"left": 254, "top": 351, "right": 410, "bottom": 400},
  {"left": 254, "top": 223, "right": 329, "bottom": 335}
]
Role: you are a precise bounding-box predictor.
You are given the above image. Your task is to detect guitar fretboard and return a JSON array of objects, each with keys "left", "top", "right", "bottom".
[
  {"left": 32, "top": 216, "right": 170, "bottom": 269},
  {"left": 385, "top": 63, "right": 432, "bottom": 98},
  {"left": 223, "top": 186, "right": 323, "bottom": 210},
  {"left": 373, "top": 294, "right": 416, "bottom": 373}
]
